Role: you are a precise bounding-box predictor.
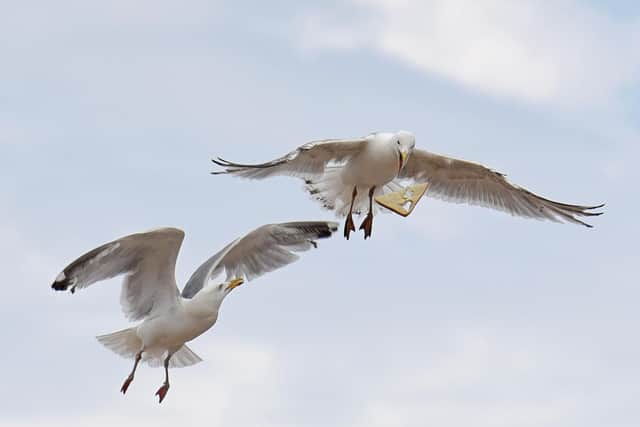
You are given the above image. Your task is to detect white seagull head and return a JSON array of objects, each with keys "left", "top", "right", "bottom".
[
  {"left": 395, "top": 130, "right": 416, "bottom": 171},
  {"left": 207, "top": 277, "right": 245, "bottom": 303}
]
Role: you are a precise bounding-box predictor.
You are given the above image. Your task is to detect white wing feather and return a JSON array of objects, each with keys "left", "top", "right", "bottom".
[
  {"left": 51, "top": 228, "right": 185, "bottom": 320},
  {"left": 181, "top": 221, "right": 338, "bottom": 298},
  {"left": 212, "top": 138, "right": 368, "bottom": 179},
  {"left": 399, "top": 150, "right": 603, "bottom": 227}
]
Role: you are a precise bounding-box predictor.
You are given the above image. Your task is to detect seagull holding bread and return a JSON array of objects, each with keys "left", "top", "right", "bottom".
[
  {"left": 51, "top": 221, "right": 337, "bottom": 403},
  {"left": 212, "top": 131, "right": 603, "bottom": 239}
]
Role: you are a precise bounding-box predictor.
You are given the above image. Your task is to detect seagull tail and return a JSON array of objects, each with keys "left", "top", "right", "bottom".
[
  {"left": 96, "top": 328, "right": 203, "bottom": 368},
  {"left": 96, "top": 327, "right": 141, "bottom": 359},
  {"left": 169, "top": 345, "right": 203, "bottom": 368}
]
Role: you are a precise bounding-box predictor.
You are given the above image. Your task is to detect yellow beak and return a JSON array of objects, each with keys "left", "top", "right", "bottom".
[
  {"left": 400, "top": 150, "right": 408, "bottom": 165},
  {"left": 398, "top": 150, "right": 408, "bottom": 172},
  {"left": 225, "top": 277, "right": 244, "bottom": 291}
]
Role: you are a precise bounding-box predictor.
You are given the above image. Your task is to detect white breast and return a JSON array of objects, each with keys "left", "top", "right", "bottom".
[
  {"left": 137, "top": 303, "right": 218, "bottom": 354},
  {"left": 341, "top": 134, "right": 399, "bottom": 187}
]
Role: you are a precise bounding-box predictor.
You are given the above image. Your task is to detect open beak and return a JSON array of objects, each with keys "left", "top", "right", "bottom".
[
  {"left": 398, "top": 149, "right": 408, "bottom": 173},
  {"left": 225, "top": 277, "right": 244, "bottom": 291}
]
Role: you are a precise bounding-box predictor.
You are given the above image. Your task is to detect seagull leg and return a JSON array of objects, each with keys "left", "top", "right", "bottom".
[
  {"left": 344, "top": 186, "right": 358, "bottom": 240},
  {"left": 359, "top": 186, "right": 376, "bottom": 239},
  {"left": 120, "top": 350, "right": 142, "bottom": 394},
  {"left": 155, "top": 353, "right": 172, "bottom": 404}
]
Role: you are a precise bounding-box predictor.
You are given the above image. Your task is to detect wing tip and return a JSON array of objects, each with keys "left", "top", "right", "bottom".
[
  {"left": 317, "top": 221, "right": 339, "bottom": 238},
  {"left": 211, "top": 158, "right": 231, "bottom": 175},
  {"left": 317, "top": 229, "right": 333, "bottom": 239},
  {"left": 211, "top": 157, "right": 229, "bottom": 166},
  {"left": 284, "top": 221, "right": 339, "bottom": 240},
  {"left": 51, "top": 271, "right": 75, "bottom": 292}
]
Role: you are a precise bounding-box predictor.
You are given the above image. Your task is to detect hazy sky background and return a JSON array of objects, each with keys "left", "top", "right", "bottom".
[{"left": 1, "top": 1, "right": 639, "bottom": 426}]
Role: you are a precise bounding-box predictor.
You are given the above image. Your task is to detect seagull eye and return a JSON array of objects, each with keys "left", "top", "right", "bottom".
[{"left": 396, "top": 140, "right": 401, "bottom": 145}]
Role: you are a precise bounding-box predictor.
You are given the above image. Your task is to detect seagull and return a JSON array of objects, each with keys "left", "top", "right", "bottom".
[
  {"left": 212, "top": 131, "right": 603, "bottom": 239},
  {"left": 51, "top": 221, "right": 338, "bottom": 403}
]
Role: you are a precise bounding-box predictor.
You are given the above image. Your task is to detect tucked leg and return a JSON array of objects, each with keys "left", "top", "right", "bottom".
[
  {"left": 344, "top": 186, "right": 358, "bottom": 240},
  {"left": 120, "top": 350, "right": 142, "bottom": 394},
  {"left": 359, "top": 186, "right": 376, "bottom": 239},
  {"left": 155, "top": 353, "right": 172, "bottom": 404}
]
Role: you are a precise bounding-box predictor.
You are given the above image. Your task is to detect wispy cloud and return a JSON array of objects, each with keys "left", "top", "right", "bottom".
[{"left": 298, "top": 0, "right": 640, "bottom": 107}]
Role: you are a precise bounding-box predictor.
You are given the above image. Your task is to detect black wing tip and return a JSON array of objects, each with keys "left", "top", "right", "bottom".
[
  {"left": 212, "top": 156, "right": 285, "bottom": 170},
  {"left": 211, "top": 157, "right": 229, "bottom": 166},
  {"left": 211, "top": 158, "right": 229, "bottom": 173},
  {"left": 317, "top": 229, "right": 333, "bottom": 238},
  {"left": 51, "top": 274, "right": 73, "bottom": 292},
  {"left": 211, "top": 157, "right": 239, "bottom": 175},
  {"left": 578, "top": 219, "right": 594, "bottom": 228},
  {"left": 287, "top": 221, "right": 338, "bottom": 239},
  {"left": 51, "top": 281, "right": 67, "bottom": 291},
  {"left": 576, "top": 203, "right": 604, "bottom": 221},
  {"left": 317, "top": 222, "right": 339, "bottom": 238}
]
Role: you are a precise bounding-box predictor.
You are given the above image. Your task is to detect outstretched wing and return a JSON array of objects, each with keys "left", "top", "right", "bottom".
[
  {"left": 211, "top": 138, "right": 368, "bottom": 179},
  {"left": 399, "top": 149, "right": 604, "bottom": 227},
  {"left": 51, "top": 228, "right": 185, "bottom": 321},
  {"left": 181, "top": 221, "right": 338, "bottom": 298}
]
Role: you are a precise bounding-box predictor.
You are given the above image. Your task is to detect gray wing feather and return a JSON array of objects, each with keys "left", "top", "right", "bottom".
[
  {"left": 181, "top": 221, "right": 338, "bottom": 298},
  {"left": 399, "top": 149, "right": 603, "bottom": 227},
  {"left": 211, "top": 138, "right": 367, "bottom": 179},
  {"left": 51, "top": 228, "right": 185, "bottom": 320}
]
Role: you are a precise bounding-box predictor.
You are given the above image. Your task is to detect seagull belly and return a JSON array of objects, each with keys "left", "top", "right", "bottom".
[
  {"left": 342, "top": 143, "right": 398, "bottom": 187},
  {"left": 138, "top": 310, "right": 217, "bottom": 353}
]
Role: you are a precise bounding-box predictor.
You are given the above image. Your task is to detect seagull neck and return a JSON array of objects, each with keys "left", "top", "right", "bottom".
[{"left": 184, "top": 288, "right": 223, "bottom": 318}]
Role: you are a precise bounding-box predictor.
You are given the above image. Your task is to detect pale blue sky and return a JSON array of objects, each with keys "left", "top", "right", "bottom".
[{"left": 1, "top": 1, "right": 639, "bottom": 426}]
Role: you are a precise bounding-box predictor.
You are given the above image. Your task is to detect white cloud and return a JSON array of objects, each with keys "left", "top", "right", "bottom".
[{"left": 298, "top": 0, "right": 640, "bottom": 107}]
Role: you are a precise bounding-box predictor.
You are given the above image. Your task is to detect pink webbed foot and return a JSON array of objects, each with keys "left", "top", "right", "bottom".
[
  {"left": 344, "top": 214, "right": 356, "bottom": 240},
  {"left": 359, "top": 212, "right": 374, "bottom": 239},
  {"left": 120, "top": 375, "right": 134, "bottom": 394},
  {"left": 155, "top": 382, "right": 170, "bottom": 403}
]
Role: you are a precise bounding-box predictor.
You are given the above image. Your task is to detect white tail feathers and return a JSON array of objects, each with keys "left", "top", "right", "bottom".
[
  {"left": 96, "top": 328, "right": 203, "bottom": 368},
  {"left": 96, "top": 327, "right": 141, "bottom": 359},
  {"left": 168, "top": 345, "right": 203, "bottom": 368}
]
